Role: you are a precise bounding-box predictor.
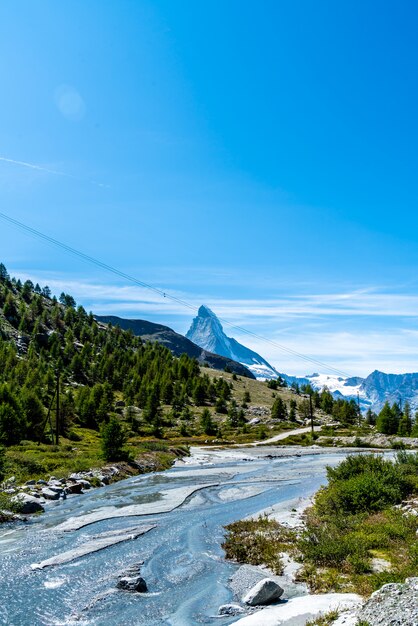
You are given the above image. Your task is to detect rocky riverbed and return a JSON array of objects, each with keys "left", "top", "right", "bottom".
[{"left": 0, "top": 445, "right": 413, "bottom": 625}]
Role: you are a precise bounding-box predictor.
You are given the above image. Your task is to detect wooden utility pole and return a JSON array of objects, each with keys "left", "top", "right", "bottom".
[
  {"left": 55, "top": 371, "right": 60, "bottom": 446},
  {"left": 309, "top": 393, "right": 314, "bottom": 437}
]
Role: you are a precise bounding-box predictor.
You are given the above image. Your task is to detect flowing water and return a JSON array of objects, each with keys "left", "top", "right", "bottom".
[{"left": 0, "top": 447, "right": 351, "bottom": 626}]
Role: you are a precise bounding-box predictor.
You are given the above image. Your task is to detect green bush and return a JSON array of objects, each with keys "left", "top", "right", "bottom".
[
  {"left": 317, "top": 472, "right": 409, "bottom": 515},
  {"left": 319, "top": 454, "right": 415, "bottom": 515}
]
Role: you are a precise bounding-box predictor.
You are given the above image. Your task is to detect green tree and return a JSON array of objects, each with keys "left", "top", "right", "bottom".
[
  {"left": 0, "top": 446, "right": 5, "bottom": 482},
  {"left": 365, "top": 408, "right": 377, "bottom": 425},
  {"left": 200, "top": 408, "right": 216, "bottom": 435},
  {"left": 101, "top": 415, "right": 126, "bottom": 461},
  {"left": 376, "top": 402, "right": 398, "bottom": 435},
  {"left": 271, "top": 396, "right": 288, "bottom": 420},
  {"left": 21, "top": 388, "right": 45, "bottom": 440},
  {"left": 0, "top": 263, "right": 10, "bottom": 282},
  {"left": 228, "top": 399, "right": 239, "bottom": 427},
  {"left": 289, "top": 398, "right": 297, "bottom": 421},
  {"left": 0, "top": 385, "right": 27, "bottom": 445},
  {"left": 320, "top": 388, "right": 334, "bottom": 414},
  {"left": 398, "top": 401, "right": 412, "bottom": 436}
]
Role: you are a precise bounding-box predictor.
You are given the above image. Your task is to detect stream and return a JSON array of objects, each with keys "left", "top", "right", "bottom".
[{"left": 0, "top": 447, "right": 352, "bottom": 626}]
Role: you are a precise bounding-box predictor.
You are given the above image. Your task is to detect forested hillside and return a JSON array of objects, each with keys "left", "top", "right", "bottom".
[{"left": 0, "top": 262, "right": 237, "bottom": 448}]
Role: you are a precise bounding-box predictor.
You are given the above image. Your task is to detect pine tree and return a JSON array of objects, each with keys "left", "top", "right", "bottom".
[
  {"left": 398, "top": 401, "right": 412, "bottom": 436},
  {"left": 271, "top": 396, "right": 288, "bottom": 420},
  {"left": 376, "top": 402, "right": 398, "bottom": 434},
  {"left": 200, "top": 408, "right": 216, "bottom": 435},
  {"left": 101, "top": 416, "right": 126, "bottom": 461}
]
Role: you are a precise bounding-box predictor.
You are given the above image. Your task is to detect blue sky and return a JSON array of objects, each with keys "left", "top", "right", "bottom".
[{"left": 1, "top": 0, "right": 418, "bottom": 376}]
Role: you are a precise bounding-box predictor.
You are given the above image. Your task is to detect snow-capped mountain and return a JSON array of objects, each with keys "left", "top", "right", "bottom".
[
  {"left": 186, "top": 305, "right": 280, "bottom": 379},
  {"left": 306, "top": 371, "right": 418, "bottom": 413}
]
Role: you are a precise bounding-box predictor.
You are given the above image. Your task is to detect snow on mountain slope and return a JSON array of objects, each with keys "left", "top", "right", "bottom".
[
  {"left": 186, "top": 305, "right": 279, "bottom": 379},
  {"left": 306, "top": 373, "right": 371, "bottom": 410},
  {"left": 307, "top": 373, "right": 364, "bottom": 397}
]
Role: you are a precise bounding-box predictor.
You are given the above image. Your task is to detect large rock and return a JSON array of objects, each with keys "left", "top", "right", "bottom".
[
  {"left": 242, "top": 578, "right": 284, "bottom": 606},
  {"left": 12, "top": 494, "right": 45, "bottom": 514},
  {"left": 116, "top": 576, "right": 147, "bottom": 592},
  {"left": 66, "top": 482, "right": 83, "bottom": 494},
  {"left": 41, "top": 488, "right": 61, "bottom": 500}
]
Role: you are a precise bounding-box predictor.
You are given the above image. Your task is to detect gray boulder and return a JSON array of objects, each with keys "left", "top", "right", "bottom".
[
  {"left": 242, "top": 578, "right": 284, "bottom": 606},
  {"left": 117, "top": 576, "right": 147, "bottom": 592},
  {"left": 66, "top": 482, "right": 83, "bottom": 494},
  {"left": 218, "top": 604, "right": 245, "bottom": 615},
  {"left": 46, "top": 485, "right": 64, "bottom": 494},
  {"left": 77, "top": 479, "right": 91, "bottom": 489},
  {"left": 12, "top": 494, "right": 45, "bottom": 514},
  {"left": 41, "top": 488, "right": 61, "bottom": 500}
]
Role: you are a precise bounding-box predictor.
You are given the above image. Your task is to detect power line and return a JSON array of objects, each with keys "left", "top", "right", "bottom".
[{"left": 0, "top": 211, "right": 352, "bottom": 378}]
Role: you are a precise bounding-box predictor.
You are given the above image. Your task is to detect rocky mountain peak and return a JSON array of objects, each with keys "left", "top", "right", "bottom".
[
  {"left": 186, "top": 305, "right": 280, "bottom": 380},
  {"left": 197, "top": 305, "right": 216, "bottom": 318}
]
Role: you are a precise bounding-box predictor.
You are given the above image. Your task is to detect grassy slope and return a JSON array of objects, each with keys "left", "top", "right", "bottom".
[{"left": 3, "top": 365, "right": 330, "bottom": 486}]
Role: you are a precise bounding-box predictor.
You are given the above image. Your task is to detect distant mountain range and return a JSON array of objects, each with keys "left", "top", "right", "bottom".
[
  {"left": 307, "top": 370, "right": 418, "bottom": 413},
  {"left": 97, "top": 307, "right": 418, "bottom": 414},
  {"left": 95, "top": 315, "right": 255, "bottom": 379},
  {"left": 185, "top": 305, "right": 418, "bottom": 413}
]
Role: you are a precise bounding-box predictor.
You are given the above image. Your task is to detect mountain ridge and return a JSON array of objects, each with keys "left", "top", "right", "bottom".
[{"left": 95, "top": 314, "right": 255, "bottom": 379}]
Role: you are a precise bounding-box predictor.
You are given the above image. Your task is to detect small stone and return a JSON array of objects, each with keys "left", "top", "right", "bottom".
[
  {"left": 117, "top": 576, "right": 147, "bottom": 593},
  {"left": 46, "top": 485, "right": 64, "bottom": 494},
  {"left": 218, "top": 604, "right": 245, "bottom": 615}
]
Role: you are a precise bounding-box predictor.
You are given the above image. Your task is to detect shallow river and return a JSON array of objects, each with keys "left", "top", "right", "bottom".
[{"left": 0, "top": 447, "right": 351, "bottom": 626}]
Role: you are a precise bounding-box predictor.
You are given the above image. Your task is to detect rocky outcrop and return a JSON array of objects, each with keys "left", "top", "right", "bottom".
[
  {"left": 316, "top": 434, "right": 418, "bottom": 449},
  {"left": 359, "top": 578, "right": 418, "bottom": 625},
  {"left": 242, "top": 578, "right": 284, "bottom": 606}
]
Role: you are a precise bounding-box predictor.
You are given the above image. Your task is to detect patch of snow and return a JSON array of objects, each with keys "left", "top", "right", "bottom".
[{"left": 231, "top": 593, "right": 362, "bottom": 625}]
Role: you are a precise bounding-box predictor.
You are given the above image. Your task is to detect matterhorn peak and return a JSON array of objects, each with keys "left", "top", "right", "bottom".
[
  {"left": 197, "top": 304, "right": 216, "bottom": 318},
  {"left": 186, "top": 305, "right": 280, "bottom": 380}
]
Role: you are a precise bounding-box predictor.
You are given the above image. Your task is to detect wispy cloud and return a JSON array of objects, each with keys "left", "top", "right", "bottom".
[
  {"left": 14, "top": 272, "right": 418, "bottom": 321},
  {"left": 0, "top": 156, "right": 109, "bottom": 188},
  {"left": 12, "top": 270, "right": 418, "bottom": 377}
]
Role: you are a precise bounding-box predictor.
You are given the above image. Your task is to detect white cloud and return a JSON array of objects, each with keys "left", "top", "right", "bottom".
[{"left": 12, "top": 270, "right": 418, "bottom": 377}]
